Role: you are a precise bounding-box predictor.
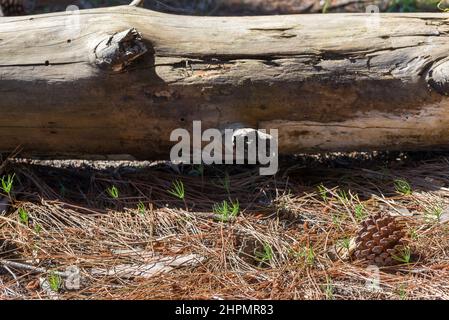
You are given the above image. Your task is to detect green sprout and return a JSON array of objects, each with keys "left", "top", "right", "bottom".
[
  {"left": 392, "top": 246, "right": 412, "bottom": 264},
  {"left": 168, "top": 180, "right": 185, "bottom": 200},
  {"left": 324, "top": 277, "right": 334, "bottom": 300},
  {"left": 255, "top": 242, "right": 274, "bottom": 266},
  {"left": 107, "top": 185, "right": 119, "bottom": 199},
  {"left": 409, "top": 228, "right": 419, "bottom": 241},
  {"left": 18, "top": 208, "right": 29, "bottom": 226},
  {"left": 336, "top": 189, "right": 350, "bottom": 205},
  {"left": 338, "top": 237, "right": 351, "bottom": 252},
  {"left": 396, "top": 284, "right": 408, "bottom": 300},
  {"left": 0, "top": 173, "right": 15, "bottom": 195},
  {"left": 168, "top": 180, "right": 188, "bottom": 210},
  {"left": 34, "top": 223, "right": 42, "bottom": 234},
  {"left": 47, "top": 272, "right": 62, "bottom": 292},
  {"left": 394, "top": 179, "right": 412, "bottom": 195},
  {"left": 354, "top": 204, "right": 367, "bottom": 222},
  {"left": 213, "top": 199, "right": 239, "bottom": 222},
  {"left": 137, "top": 201, "right": 146, "bottom": 215},
  {"left": 317, "top": 184, "right": 328, "bottom": 202},
  {"left": 332, "top": 214, "right": 344, "bottom": 228},
  {"left": 425, "top": 205, "right": 444, "bottom": 223},
  {"left": 296, "top": 246, "right": 315, "bottom": 266}
]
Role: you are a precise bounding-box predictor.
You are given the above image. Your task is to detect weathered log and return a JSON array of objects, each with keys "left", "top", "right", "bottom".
[{"left": 2, "top": 6, "right": 449, "bottom": 159}]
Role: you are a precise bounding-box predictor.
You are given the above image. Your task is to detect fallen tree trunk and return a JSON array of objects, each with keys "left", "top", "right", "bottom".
[{"left": 2, "top": 6, "right": 449, "bottom": 159}]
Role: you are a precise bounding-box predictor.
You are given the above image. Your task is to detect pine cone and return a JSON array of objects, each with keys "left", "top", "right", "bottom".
[{"left": 353, "top": 213, "right": 407, "bottom": 266}]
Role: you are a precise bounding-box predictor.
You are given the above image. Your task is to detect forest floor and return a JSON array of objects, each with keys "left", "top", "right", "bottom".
[{"left": 1, "top": 152, "right": 449, "bottom": 299}]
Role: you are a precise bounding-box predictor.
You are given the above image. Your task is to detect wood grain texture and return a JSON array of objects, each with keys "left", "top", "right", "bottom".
[{"left": 1, "top": 6, "right": 449, "bottom": 159}]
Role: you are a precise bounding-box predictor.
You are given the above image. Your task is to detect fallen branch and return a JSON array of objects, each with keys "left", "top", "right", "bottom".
[
  {"left": 90, "top": 253, "right": 205, "bottom": 278},
  {"left": 2, "top": 7, "right": 449, "bottom": 158}
]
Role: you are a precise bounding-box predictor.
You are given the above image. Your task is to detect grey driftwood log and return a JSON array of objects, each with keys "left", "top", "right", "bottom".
[{"left": 2, "top": 5, "right": 449, "bottom": 159}]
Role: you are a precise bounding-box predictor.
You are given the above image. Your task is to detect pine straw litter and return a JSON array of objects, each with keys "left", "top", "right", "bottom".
[{"left": 1, "top": 152, "right": 449, "bottom": 299}]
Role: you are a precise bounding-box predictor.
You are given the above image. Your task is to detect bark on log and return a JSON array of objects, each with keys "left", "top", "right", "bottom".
[{"left": 2, "top": 6, "right": 449, "bottom": 159}]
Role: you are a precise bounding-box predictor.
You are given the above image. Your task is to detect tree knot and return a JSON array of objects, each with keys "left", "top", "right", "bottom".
[
  {"left": 426, "top": 59, "right": 449, "bottom": 96},
  {"left": 94, "top": 28, "right": 147, "bottom": 72}
]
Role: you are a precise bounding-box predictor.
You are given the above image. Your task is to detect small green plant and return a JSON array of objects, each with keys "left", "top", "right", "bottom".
[
  {"left": 168, "top": 180, "right": 187, "bottom": 210},
  {"left": 354, "top": 204, "right": 367, "bottom": 222},
  {"left": 255, "top": 242, "right": 274, "bottom": 266},
  {"left": 409, "top": 228, "right": 419, "bottom": 241},
  {"left": 18, "top": 208, "right": 29, "bottom": 226},
  {"left": 323, "top": 277, "right": 334, "bottom": 300},
  {"left": 394, "top": 179, "right": 412, "bottom": 195},
  {"left": 0, "top": 173, "right": 15, "bottom": 195},
  {"left": 168, "top": 180, "right": 185, "bottom": 200},
  {"left": 392, "top": 246, "right": 412, "bottom": 264},
  {"left": 332, "top": 214, "right": 344, "bottom": 228},
  {"left": 338, "top": 238, "right": 351, "bottom": 252},
  {"left": 336, "top": 189, "right": 349, "bottom": 205},
  {"left": 297, "top": 246, "right": 315, "bottom": 266},
  {"left": 317, "top": 184, "right": 328, "bottom": 202},
  {"left": 137, "top": 201, "right": 146, "bottom": 215},
  {"left": 47, "top": 272, "right": 62, "bottom": 292},
  {"left": 34, "top": 223, "right": 42, "bottom": 234},
  {"left": 213, "top": 199, "right": 239, "bottom": 222},
  {"left": 396, "top": 284, "right": 408, "bottom": 300},
  {"left": 106, "top": 185, "right": 119, "bottom": 199},
  {"left": 425, "top": 205, "right": 444, "bottom": 223}
]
